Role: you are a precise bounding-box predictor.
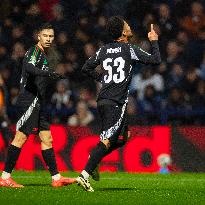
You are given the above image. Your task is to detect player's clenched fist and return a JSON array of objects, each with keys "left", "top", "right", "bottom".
[{"left": 148, "top": 24, "right": 158, "bottom": 41}]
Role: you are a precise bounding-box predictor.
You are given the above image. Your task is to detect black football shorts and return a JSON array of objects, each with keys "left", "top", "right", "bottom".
[
  {"left": 97, "top": 99, "right": 128, "bottom": 142},
  {"left": 16, "top": 97, "right": 50, "bottom": 136}
]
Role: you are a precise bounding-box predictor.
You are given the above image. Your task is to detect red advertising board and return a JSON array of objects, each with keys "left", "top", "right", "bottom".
[{"left": 0, "top": 125, "right": 171, "bottom": 172}]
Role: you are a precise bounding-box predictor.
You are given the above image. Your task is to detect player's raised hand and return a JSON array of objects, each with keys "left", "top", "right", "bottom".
[{"left": 148, "top": 24, "right": 158, "bottom": 41}]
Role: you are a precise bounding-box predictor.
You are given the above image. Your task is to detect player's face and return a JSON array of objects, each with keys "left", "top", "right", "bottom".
[
  {"left": 122, "top": 21, "right": 133, "bottom": 40},
  {"left": 38, "top": 29, "right": 54, "bottom": 48}
]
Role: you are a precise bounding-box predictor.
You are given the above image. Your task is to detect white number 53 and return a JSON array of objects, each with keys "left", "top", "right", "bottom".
[{"left": 103, "top": 57, "right": 125, "bottom": 84}]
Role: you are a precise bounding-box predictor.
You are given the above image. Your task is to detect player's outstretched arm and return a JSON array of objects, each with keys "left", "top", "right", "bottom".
[
  {"left": 25, "top": 63, "right": 65, "bottom": 79},
  {"left": 130, "top": 24, "right": 161, "bottom": 65}
]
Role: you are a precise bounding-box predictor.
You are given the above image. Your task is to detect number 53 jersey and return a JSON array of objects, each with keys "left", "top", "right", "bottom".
[{"left": 82, "top": 41, "right": 161, "bottom": 105}]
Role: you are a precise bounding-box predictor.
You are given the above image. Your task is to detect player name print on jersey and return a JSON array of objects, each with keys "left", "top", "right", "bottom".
[{"left": 106, "top": 47, "right": 121, "bottom": 54}]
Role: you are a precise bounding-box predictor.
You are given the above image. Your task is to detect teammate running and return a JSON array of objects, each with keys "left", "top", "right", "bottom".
[
  {"left": 0, "top": 23, "right": 75, "bottom": 188},
  {"left": 76, "top": 16, "right": 161, "bottom": 192}
]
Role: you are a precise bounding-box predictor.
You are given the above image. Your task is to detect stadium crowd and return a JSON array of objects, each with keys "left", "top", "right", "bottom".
[{"left": 0, "top": 0, "right": 205, "bottom": 130}]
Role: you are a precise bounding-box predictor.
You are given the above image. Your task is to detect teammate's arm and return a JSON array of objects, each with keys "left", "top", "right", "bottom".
[
  {"left": 130, "top": 24, "right": 161, "bottom": 64},
  {"left": 25, "top": 63, "right": 64, "bottom": 79},
  {"left": 24, "top": 47, "right": 64, "bottom": 79},
  {"left": 81, "top": 48, "right": 102, "bottom": 82}
]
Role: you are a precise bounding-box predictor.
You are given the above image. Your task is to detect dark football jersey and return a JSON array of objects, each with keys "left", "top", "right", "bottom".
[
  {"left": 16, "top": 45, "right": 56, "bottom": 107},
  {"left": 82, "top": 40, "right": 161, "bottom": 105}
]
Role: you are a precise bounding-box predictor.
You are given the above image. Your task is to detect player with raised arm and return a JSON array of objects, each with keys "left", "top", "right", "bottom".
[
  {"left": 0, "top": 23, "right": 75, "bottom": 188},
  {"left": 75, "top": 16, "right": 161, "bottom": 192}
]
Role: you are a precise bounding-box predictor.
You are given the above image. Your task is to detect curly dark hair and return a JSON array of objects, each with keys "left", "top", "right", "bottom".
[{"left": 106, "top": 16, "right": 124, "bottom": 40}]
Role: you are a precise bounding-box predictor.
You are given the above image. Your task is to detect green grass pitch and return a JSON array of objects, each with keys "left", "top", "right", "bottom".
[{"left": 0, "top": 171, "right": 204, "bottom": 205}]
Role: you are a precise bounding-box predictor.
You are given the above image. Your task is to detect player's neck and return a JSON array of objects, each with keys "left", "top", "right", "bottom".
[
  {"left": 37, "top": 42, "right": 44, "bottom": 51},
  {"left": 37, "top": 42, "right": 50, "bottom": 54},
  {"left": 37, "top": 42, "right": 48, "bottom": 53},
  {"left": 116, "top": 36, "right": 128, "bottom": 43}
]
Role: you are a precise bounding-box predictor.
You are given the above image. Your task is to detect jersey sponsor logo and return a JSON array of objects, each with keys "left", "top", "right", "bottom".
[
  {"left": 28, "top": 55, "right": 37, "bottom": 66},
  {"left": 106, "top": 47, "right": 121, "bottom": 54},
  {"left": 16, "top": 97, "right": 38, "bottom": 131}
]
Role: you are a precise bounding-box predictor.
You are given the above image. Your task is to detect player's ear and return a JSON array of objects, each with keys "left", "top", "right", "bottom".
[
  {"left": 122, "top": 21, "right": 128, "bottom": 37},
  {"left": 37, "top": 32, "right": 41, "bottom": 41}
]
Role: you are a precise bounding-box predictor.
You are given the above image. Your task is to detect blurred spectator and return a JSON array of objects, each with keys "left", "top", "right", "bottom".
[
  {"left": 176, "top": 30, "right": 190, "bottom": 46},
  {"left": 93, "top": 15, "right": 109, "bottom": 43},
  {"left": 192, "top": 80, "right": 205, "bottom": 107},
  {"left": 198, "top": 52, "right": 205, "bottom": 80},
  {"left": 167, "top": 64, "right": 184, "bottom": 89},
  {"left": 51, "top": 3, "right": 71, "bottom": 34},
  {"left": 56, "top": 32, "right": 70, "bottom": 56},
  {"left": 84, "top": 42, "right": 96, "bottom": 58},
  {"left": 11, "top": 42, "right": 26, "bottom": 61},
  {"left": 55, "top": 63, "right": 67, "bottom": 75},
  {"left": 165, "top": 86, "right": 194, "bottom": 124},
  {"left": 127, "top": 95, "right": 138, "bottom": 124},
  {"left": 185, "top": 26, "right": 205, "bottom": 67},
  {"left": 166, "top": 87, "right": 187, "bottom": 110},
  {"left": 9, "top": 42, "right": 26, "bottom": 87},
  {"left": 0, "top": 74, "right": 5, "bottom": 110},
  {"left": 180, "top": 1, "right": 205, "bottom": 37},
  {"left": 157, "top": 62, "right": 169, "bottom": 83},
  {"left": 38, "top": 0, "right": 59, "bottom": 21},
  {"left": 50, "top": 79, "right": 76, "bottom": 123},
  {"left": 64, "top": 48, "right": 81, "bottom": 82},
  {"left": 125, "top": 0, "right": 153, "bottom": 29},
  {"left": 82, "top": 0, "right": 103, "bottom": 23},
  {"left": 68, "top": 100, "right": 94, "bottom": 126},
  {"left": 157, "top": 3, "right": 178, "bottom": 40},
  {"left": 10, "top": 25, "right": 26, "bottom": 47},
  {"left": 138, "top": 85, "right": 162, "bottom": 113},
  {"left": 0, "top": 44, "right": 9, "bottom": 69},
  {"left": 51, "top": 80, "right": 74, "bottom": 110},
  {"left": 130, "top": 67, "right": 164, "bottom": 99},
  {"left": 6, "top": 86, "right": 19, "bottom": 123},
  {"left": 65, "top": 48, "right": 79, "bottom": 65},
  {"left": 79, "top": 87, "right": 97, "bottom": 111},
  {"left": 165, "top": 40, "right": 184, "bottom": 68},
  {"left": 0, "top": 66, "right": 10, "bottom": 87},
  {"left": 24, "top": 3, "right": 43, "bottom": 36},
  {"left": 0, "top": 0, "right": 12, "bottom": 20},
  {"left": 142, "top": 13, "right": 156, "bottom": 36},
  {"left": 181, "top": 67, "right": 201, "bottom": 98},
  {"left": 0, "top": 74, "right": 12, "bottom": 145}
]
